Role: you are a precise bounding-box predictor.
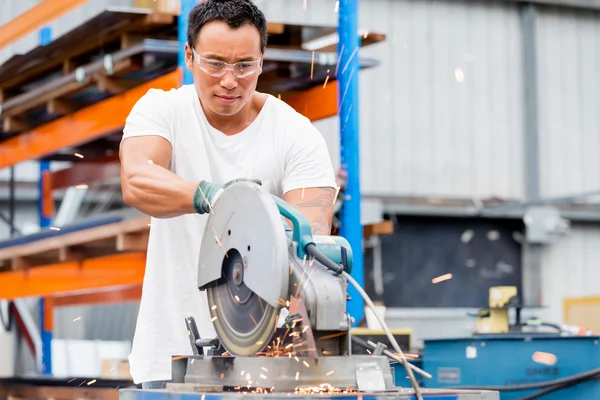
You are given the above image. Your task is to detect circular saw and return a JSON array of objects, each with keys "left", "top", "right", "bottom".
[
  {"left": 197, "top": 181, "right": 353, "bottom": 358},
  {"left": 197, "top": 181, "right": 289, "bottom": 356}
]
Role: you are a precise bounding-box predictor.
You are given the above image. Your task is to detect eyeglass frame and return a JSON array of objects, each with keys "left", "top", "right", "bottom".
[{"left": 191, "top": 48, "right": 262, "bottom": 79}]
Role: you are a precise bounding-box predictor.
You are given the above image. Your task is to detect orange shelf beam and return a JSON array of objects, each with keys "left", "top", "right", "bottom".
[
  {"left": 0, "top": 68, "right": 182, "bottom": 170},
  {"left": 285, "top": 80, "right": 339, "bottom": 122},
  {"left": 0, "top": 252, "right": 146, "bottom": 301},
  {"left": 43, "top": 285, "right": 143, "bottom": 331},
  {"left": 0, "top": 0, "right": 90, "bottom": 50}
]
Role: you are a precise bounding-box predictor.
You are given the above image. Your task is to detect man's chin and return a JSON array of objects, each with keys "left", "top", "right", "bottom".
[{"left": 210, "top": 102, "right": 243, "bottom": 116}]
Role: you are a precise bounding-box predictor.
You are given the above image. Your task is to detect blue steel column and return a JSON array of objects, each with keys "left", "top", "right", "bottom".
[
  {"left": 38, "top": 26, "right": 53, "bottom": 375},
  {"left": 179, "top": 0, "right": 196, "bottom": 86},
  {"left": 337, "top": 0, "right": 364, "bottom": 326}
]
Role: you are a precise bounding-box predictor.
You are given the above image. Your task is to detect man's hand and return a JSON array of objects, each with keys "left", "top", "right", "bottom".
[
  {"left": 284, "top": 187, "right": 336, "bottom": 235},
  {"left": 193, "top": 179, "right": 262, "bottom": 214}
]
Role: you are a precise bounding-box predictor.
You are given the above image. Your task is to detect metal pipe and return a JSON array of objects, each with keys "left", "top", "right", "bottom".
[
  {"left": 38, "top": 25, "right": 53, "bottom": 377},
  {"left": 179, "top": 0, "right": 196, "bottom": 86},
  {"left": 337, "top": 0, "right": 364, "bottom": 327},
  {"left": 9, "top": 167, "right": 15, "bottom": 237}
]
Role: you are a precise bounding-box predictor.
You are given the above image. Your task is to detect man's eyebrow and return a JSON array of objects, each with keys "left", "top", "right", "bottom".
[{"left": 202, "top": 53, "right": 259, "bottom": 62}]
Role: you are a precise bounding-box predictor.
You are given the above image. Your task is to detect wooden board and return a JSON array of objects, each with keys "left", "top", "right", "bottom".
[{"left": 0, "top": 217, "right": 150, "bottom": 271}]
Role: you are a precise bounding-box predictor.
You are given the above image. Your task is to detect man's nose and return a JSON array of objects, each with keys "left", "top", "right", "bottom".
[{"left": 220, "top": 69, "right": 238, "bottom": 90}]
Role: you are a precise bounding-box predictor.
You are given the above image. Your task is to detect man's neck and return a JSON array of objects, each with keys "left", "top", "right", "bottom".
[{"left": 201, "top": 92, "right": 266, "bottom": 136}]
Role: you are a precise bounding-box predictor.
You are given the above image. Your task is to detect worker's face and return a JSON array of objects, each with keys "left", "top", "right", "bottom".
[{"left": 185, "top": 21, "right": 263, "bottom": 117}]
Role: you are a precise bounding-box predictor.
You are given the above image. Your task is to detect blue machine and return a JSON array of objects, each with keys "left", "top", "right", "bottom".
[{"left": 422, "top": 334, "right": 600, "bottom": 399}]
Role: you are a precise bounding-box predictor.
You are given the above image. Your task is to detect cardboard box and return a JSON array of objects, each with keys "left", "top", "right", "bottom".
[
  {"left": 134, "top": 0, "right": 178, "bottom": 13},
  {"left": 101, "top": 359, "right": 132, "bottom": 380}
]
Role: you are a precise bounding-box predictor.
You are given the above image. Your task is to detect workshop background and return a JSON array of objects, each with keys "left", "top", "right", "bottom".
[{"left": 1, "top": 0, "right": 600, "bottom": 398}]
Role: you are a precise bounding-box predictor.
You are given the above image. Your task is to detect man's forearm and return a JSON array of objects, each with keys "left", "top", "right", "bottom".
[
  {"left": 122, "top": 163, "right": 198, "bottom": 218},
  {"left": 287, "top": 188, "right": 336, "bottom": 235}
]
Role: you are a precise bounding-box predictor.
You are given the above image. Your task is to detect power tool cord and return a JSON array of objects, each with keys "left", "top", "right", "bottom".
[
  {"left": 457, "top": 367, "right": 600, "bottom": 399},
  {"left": 0, "top": 301, "right": 13, "bottom": 331},
  {"left": 305, "top": 243, "right": 425, "bottom": 400}
]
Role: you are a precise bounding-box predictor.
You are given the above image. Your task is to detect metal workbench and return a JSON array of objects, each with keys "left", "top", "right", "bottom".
[{"left": 119, "top": 388, "right": 500, "bottom": 400}]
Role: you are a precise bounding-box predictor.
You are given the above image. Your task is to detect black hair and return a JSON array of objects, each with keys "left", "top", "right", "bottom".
[{"left": 187, "top": 0, "right": 268, "bottom": 52}]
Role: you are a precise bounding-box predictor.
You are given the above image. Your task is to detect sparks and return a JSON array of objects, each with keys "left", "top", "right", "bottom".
[
  {"left": 310, "top": 51, "right": 315, "bottom": 79},
  {"left": 326, "top": 370, "right": 335, "bottom": 376},
  {"left": 303, "top": 360, "right": 310, "bottom": 368},
  {"left": 75, "top": 184, "right": 88, "bottom": 189},
  {"left": 211, "top": 316, "right": 217, "bottom": 322},
  {"left": 332, "top": 186, "right": 341, "bottom": 205},
  {"left": 74, "top": 153, "right": 84, "bottom": 158},
  {"left": 432, "top": 273, "right": 453, "bottom": 284}
]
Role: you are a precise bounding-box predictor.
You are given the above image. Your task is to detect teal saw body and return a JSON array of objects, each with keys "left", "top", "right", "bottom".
[{"left": 197, "top": 181, "right": 353, "bottom": 357}]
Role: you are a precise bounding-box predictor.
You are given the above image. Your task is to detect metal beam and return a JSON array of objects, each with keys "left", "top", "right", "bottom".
[
  {"left": 508, "top": 0, "right": 600, "bottom": 11},
  {"left": 338, "top": 0, "right": 364, "bottom": 327},
  {"left": 521, "top": 3, "right": 543, "bottom": 308},
  {"left": 0, "top": 69, "right": 182, "bottom": 170},
  {"left": 0, "top": 253, "right": 146, "bottom": 301},
  {"left": 285, "top": 80, "right": 338, "bottom": 122},
  {"left": 0, "top": 0, "right": 89, "bottom": 50}
]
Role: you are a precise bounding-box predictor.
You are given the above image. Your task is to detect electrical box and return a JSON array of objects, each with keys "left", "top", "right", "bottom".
[{"left": 523, "top": 206, "right": 570, "bottom": 244}]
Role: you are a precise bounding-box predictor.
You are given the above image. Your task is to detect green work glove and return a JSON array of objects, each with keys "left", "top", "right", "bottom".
[
  {"left": 283, "top": 313, "right": 302, "bottom": 329},
  {"left": 192, "top": 178, "right": 261, "bottom": 214}
]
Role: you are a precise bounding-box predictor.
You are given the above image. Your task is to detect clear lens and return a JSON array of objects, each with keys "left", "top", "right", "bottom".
[{"left": 193, "top": 49, "right": 260, "bottom": 78}]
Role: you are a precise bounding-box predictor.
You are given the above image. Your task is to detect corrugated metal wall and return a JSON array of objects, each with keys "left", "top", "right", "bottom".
[
  {"left": 537, "top": 6, "right": 600, "bottom": 199},
  {"left": 541, "top": 225, "right": 600, "bottom": 324},
  {"left": 264, "top": 0, "right": 525, "bottom": 199}
]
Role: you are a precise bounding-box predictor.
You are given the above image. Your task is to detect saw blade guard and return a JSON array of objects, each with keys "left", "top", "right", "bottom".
[{"left": 197, "top": 181, "right": 290, "bottom": 309}]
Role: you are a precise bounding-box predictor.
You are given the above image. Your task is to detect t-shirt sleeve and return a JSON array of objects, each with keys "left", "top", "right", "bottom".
[
  {"left": 121, "top": 88, "right": 173, "bottom": 144},
  {"left": 282, "top": 117, "right": 337, "bottom": 194}
]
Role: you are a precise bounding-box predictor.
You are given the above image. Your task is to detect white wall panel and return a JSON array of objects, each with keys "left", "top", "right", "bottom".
[
  {"left": 537, "top": 7, "right": 600, "bottom": 198},
  {"left": 541, "top": 225, "right": 600, "bottom": 324},
  {"left": 262, "top": 0, "right": 525, "bottom": 199}
]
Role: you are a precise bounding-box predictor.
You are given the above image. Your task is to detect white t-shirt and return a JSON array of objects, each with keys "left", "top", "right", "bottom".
[{"left": 121, "top": 84, "right": 336, "bottom": 384}]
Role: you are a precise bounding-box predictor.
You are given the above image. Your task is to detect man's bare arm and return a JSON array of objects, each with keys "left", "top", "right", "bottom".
[
  {"left": 120, "top": 136, "right": 198, "bottom": 218},
  {"left": 284, "top": 187, "right": 336, "bottom": 235}
]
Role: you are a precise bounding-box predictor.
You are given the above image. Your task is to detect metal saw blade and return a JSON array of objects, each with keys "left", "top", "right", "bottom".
[
  {"left": 200, "top": 181, "right": 289, "bottom": 356},
  {"left": 207, "top": 248, "right": 279, "bottom": 356}
]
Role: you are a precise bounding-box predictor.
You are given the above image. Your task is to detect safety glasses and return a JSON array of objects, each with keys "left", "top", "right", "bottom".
[{"left": 192, "top": 48, "right": 261, "bottom": 79}]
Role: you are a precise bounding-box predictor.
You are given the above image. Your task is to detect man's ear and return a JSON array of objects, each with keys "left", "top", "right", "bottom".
[{"left": 184, "top": 42, "right": 194, "bottom": 72}]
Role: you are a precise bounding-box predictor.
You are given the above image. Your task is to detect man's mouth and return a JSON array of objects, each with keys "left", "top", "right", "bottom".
[{"left": 215, "top": 95, "right": 240, "bottom": 104}]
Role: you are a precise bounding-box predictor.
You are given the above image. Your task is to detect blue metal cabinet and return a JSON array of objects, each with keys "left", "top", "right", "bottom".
[{"left": 423, "top": 334, "right": 600, "bottom": 399}]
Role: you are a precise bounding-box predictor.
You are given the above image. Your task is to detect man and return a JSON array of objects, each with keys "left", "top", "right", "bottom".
[{"left": 119, "top": 0, "right": 337, "bottom": 389}]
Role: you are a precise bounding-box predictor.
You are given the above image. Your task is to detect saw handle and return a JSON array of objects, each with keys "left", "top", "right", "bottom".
[{"left": 273, "top": 196, "right": 314, "bottom": 259}]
